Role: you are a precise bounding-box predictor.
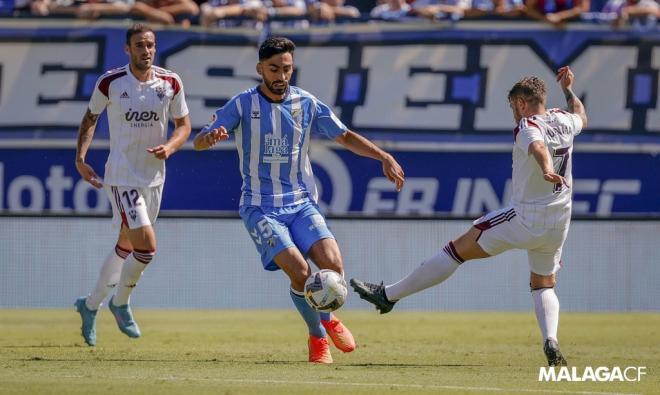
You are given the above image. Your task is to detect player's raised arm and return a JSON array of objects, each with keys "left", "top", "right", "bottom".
[
  {"left": 75, "top": 109, "right": 103, "bottom": 189},
  {"left": 557, "top": 66, "right": 588, "bottom": 129},
  {"left": 335, "top": 130, "right": 405, "bottom": 192}
]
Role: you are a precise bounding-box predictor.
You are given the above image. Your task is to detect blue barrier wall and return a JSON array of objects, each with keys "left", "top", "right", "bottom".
[
  {"left": 0, "top": 23, "right": 658, "bottom": 216},
  {"left": 1, "top": 144, "right": 658, "bottom": 215}
]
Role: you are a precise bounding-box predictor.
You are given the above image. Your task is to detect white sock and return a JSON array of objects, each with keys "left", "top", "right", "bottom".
[
  {"left": 112, "top": 250, "right": 153, "bottom": 306},
  {"left": 385, "top": 242, "right": 463, "bottom": 301},
  {"left": 86, "top": 245, "right": 130, "bottom": 310},
  {"left": 532, "top": 287, "right": 560, "bottom": 341}
]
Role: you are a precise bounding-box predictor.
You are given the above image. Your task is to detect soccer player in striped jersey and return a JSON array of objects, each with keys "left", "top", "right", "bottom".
[
  {"left": 352, "top": 66, "right": 588, "bottom": 367},
  {"left": 74, "top": 24, "right": 191, "bottom": 346},
  {"left": 194, "top": 37, "right": 405, "bottom": 364}
]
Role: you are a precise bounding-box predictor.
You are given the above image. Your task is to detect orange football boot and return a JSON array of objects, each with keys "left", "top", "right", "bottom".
[
  {"left": 308, "top": 335, "right": 333, "bottom": 364},
  {"left": 321, "top": 315, "right": 356, "bottom": 353}
]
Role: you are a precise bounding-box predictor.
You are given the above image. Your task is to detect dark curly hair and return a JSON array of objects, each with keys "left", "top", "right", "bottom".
[
  {"left": 259, "top": 37, "right": 295, "bottom": 61},
  {"left": 507, "top": 76, "right": 547, "bottom": 105}
]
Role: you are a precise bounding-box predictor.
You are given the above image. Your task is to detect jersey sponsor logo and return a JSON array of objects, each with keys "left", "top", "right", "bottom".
[
  {"left": 263, "top": 134, "right": 289, "bottom": 163},
  {"left": 125, "top": 109, "right": 160, "bottom": 122},
  {"left": 120, "top": 91, "right": 129, "bottom": 99},
  {"left": 124, "top": 108, "right": 160, "bottom": 127},
  {"left": 251, "top": 109, "right": 260, "bottom": 119}
]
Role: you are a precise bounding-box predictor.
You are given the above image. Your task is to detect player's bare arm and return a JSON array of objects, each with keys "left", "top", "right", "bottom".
[
  {"left": 75, "top": 109, "right": 103, "bottom": 189},
  {"left": 557, "top": 66, "right": 588, "bottom": 128},
  {"left": 335, "top": 130, "right": 405, "bottom": 191},
  {"left": 529, "top": 140, "right": 569, "bottom": 187},
  {"left": 193, "top": 125, "right": 229, "bottom": 151},
  {"left": 147, "top": 115, "right": 192, "bottom": 160}
]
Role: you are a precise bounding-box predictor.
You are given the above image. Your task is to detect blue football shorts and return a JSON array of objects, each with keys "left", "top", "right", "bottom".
[{"left": 239, "top": 201, "right": 335, "bottom": 271}]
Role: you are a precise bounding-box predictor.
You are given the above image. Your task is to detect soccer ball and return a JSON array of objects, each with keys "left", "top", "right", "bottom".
[{"left": 304, "top": 269, "right": 348, "bottom": 313}]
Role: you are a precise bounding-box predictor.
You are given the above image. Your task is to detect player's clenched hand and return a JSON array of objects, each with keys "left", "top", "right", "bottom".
[
  {"left": 382, "top": 155, "right": 405, "bottom": 192},
  {"left": 556, "top": 66, "right": 574, "bottom": 90},
  {"left": 75, "top": 161, "right": 103, "bottom": 189},
  {"left": 205, "top": 126, "right": 229, "bottom": 147},
  {"left": 147, "top": 144, "right": 174, "bottom": 160},
  {"left": 543, "top": 172, "right": 570, "bottom": 188}
]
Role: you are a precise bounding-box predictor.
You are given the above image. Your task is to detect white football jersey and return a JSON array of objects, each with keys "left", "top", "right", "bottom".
[
  {"left": 512, "top": 109, "right": 583, "bottom": 229},
  {"left": 88, "top": 65, "right": 189, "bottom": 187}
]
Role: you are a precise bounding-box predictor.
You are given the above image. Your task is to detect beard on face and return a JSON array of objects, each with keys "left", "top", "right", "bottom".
[
  {"left": 131, "top": 54, "right": 152, "bottom": 71},
  {"left": 265, "top": 77, "right": 288, "bottom": 95}
]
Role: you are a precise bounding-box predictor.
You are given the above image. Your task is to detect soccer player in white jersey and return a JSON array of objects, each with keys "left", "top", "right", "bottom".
[
  {"left": 194, "top": 37, "right": 405, "bottom": 364},
  {"left": 351, "top": 66, "right": 588, "bottom": 367},
  {"left": 74, "top": 24, "right": 191, "bottom": 346}
]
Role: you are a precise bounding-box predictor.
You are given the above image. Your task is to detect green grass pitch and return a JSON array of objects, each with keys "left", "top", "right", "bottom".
[{"left": 1, "top": 310, "right": 658, "bottom": 395}]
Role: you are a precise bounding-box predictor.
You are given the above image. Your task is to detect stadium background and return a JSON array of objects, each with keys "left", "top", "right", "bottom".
[{"left": 0, "top": 21, "right": 658, "bottom": 312}]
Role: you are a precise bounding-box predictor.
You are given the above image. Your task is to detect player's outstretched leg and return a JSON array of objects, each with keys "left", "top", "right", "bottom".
[
  {"left": 320, "top": 313, "right": 356, "bottom": 353},
  {"left": 74, "top": 297, "right": 98, "bottom": 346},
  {"left": 544, "top": 338, "right": 567, "bottom": 366},
  {"left": 349, "top": 279, "right": 396, "bottom": 314},
  {"left": 108, "top": 296, "right": 141, "bottom": 338}
]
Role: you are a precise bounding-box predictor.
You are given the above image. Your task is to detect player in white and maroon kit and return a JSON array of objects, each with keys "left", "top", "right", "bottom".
[
  {"left": 351, "top": 66, "right": 588, "bottom": 367},
  {"left": 74, "top": 24, "right": 191, "bottom": 346}
]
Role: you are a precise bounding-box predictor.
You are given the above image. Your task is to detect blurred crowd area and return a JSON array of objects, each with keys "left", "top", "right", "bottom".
[{"left": 0, "top": 0, "right": 657, "bottom": 30}]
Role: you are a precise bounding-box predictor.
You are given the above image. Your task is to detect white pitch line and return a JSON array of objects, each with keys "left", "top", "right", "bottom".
[{"left": 60, "top": 375, "right": 643, "bottom": 395}]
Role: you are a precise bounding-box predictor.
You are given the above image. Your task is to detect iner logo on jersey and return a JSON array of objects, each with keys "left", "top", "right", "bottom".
[
  {"left": 125, "top": 109, "right": 160, "bottom": 122},
  {"left": 124, "top": 109, "right": 160, "bottom": 127}
]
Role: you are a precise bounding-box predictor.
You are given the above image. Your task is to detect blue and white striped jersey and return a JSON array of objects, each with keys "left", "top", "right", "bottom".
[{"left": 202, "top": 85, "right": 348, "bottom": 208}]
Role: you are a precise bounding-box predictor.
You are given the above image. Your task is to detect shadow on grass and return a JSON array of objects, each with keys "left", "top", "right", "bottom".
[{"left": 10, "top": 357, "right": 483, "bottom": 367}]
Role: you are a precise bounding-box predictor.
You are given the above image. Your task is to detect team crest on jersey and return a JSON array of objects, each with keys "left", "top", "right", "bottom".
[
  {"left": 263, "top": 134, "right": 289, "bottom": 163},
  {"left": 291, "top": 108, "right": 302, "bottom": 126},
  {"left": 128, "top": 209, "right": 137, "bottom": 221},
  {"left": 155, "top": 87, "right": 166, "bottom": 101}
]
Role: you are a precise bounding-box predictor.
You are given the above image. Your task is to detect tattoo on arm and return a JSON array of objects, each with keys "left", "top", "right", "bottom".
[
  {"left": 76, "top": 110, "right": 99, "bottom": 162},
  {"left": 84, "top": 109, "right": 100, "bottom": 124},
  {"left": 563, "top": 88, "right": 587, "bottom": 127},
  {"left": 563, "top": 89, "right": 578, "bottom": 113}
]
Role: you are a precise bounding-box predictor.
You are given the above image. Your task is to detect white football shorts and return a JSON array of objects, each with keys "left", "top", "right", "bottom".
[
  {"left": 105, "top": 184, "right": 163, "bottom": 230},
  {"left": 473, "top": 206, "right": 569, "bottom": 275}
]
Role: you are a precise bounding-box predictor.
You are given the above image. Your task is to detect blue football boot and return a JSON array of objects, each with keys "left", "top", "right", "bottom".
[
  {"left": 108, "top": 297, "right": 141, "bottom": 338},
  {"left": 74, "top": 297, "right": 97, "bottom": 346}
]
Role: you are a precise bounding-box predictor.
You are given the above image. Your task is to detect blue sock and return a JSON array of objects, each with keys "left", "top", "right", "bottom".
[
  {"left": 319, "top": 312, "right": 331, "bottom": 321},
  {"left": 290, "top": 289, "right": 326, "bottom": 338}
]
